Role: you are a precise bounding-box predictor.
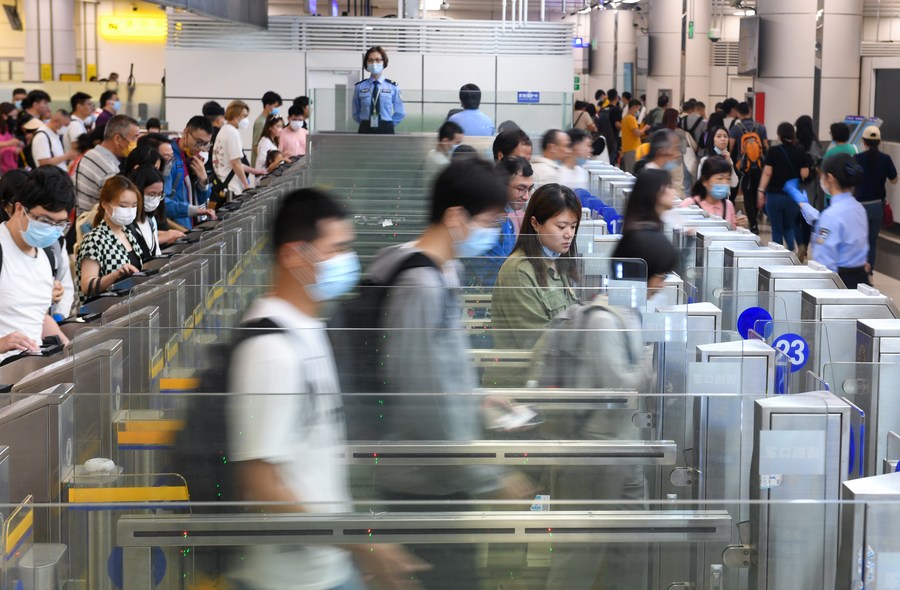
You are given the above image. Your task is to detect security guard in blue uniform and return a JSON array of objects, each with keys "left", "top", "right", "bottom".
[
  {"left": 785, "top": 152, "right": 870, "bottom": 288},
  {"left": 353, "top": 46, "right": 405, "bottom": 134}
]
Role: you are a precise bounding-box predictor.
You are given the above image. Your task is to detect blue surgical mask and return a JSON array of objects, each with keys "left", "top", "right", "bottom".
[
  {"left": 455, "top": 225, "right": 500, "bottom": 258},
  {"left": 663, "top": 160, "right": 678, "bottom": 172},
  {"left": 22, "top": 216, "right": 64, "bottom": 249},
  {"left": 14, "top": 100, "right": 22, "bottom": 110},
  {"left": 542, "top": 245, "right": 561, "bottom": 259},
  {"left": 576, "top": 157, "right": 588, "bottom": 167},
  {"left": 271, "top": 107, "right": 280, "bottom": 116},
  {"left": 112, "top": 100, "right": 122, "bottom": 112},
  {"left": 710, "top": 183, "right": 730, "bottom": 200},
  {"left": 304, "top": 251, "right": 361, "bottom": 302},
  {"left": 367, "top": 63, "right": 384, "bottom": 75}
]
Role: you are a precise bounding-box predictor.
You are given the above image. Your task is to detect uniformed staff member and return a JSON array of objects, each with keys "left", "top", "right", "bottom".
[
  {"left": 352, "top": 46, "right": 405, "bottom": 134},
  {"left": 785, "top": 152, "right": 870, "bottom": 288}
]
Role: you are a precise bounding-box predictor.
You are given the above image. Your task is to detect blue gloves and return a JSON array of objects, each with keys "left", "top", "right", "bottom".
[{"left": 784, "top": 178, "right": 809, "bottom": 205}]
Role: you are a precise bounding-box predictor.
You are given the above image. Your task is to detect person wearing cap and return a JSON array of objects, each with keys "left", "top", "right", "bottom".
[{"left": 854, "top": 125, "right": 898, "bottom": 274}]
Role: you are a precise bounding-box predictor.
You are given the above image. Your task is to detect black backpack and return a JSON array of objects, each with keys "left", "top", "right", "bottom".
[
  {"left": 171, "top": 317, "right": 282, "bottom": 508},
  {"left": 328, "top": 251, "right": 438, "bottom": 441},
  {"left": 21, "top": 130, "right": 51, "bottom": 170}
]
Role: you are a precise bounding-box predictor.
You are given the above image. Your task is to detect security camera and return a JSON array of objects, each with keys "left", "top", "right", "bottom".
[
  {"left": 708, "top": 27, "right": 721, "bottom": 43},
  {"left": 440, "top": 1, "right": 450, "bottom": 9}
]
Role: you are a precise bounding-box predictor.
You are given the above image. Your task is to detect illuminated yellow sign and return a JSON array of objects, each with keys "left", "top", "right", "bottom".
[{"left": 98, "top": 14, "right": 168, "bottom": 42}]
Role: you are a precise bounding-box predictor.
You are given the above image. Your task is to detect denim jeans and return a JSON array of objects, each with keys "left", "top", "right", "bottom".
[
  {"left": 863, "top": 200, "right": 884, "bottom": 270},
  {"left": 765, "top": 190, "right": 799, "bottom": 250}
]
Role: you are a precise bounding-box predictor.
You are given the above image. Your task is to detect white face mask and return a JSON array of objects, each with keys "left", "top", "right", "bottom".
[
  {"left": 238, "top": 118, "right": 249, "bottom": 130},
  {"left": 289, "top": 120, "right": 303, "bottom": 131},
  {"left": 109, "top": 206, "right": 137, "bottom": 227},
  {"left": 83, "top": 114, "right": 94, "bottom": 126},
  {"left": 143, "top": 196, "right": 163, "bottom": 212}
]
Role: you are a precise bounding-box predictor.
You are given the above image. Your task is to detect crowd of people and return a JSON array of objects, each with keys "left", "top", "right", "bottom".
[{"left": 0, "top": 46, "right": 898, "bottom": 588}]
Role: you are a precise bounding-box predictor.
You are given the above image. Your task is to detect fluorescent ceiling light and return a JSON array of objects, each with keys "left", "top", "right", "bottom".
[
  {"left": 425, "top": 0, "right": 443, "bottom": 10},
  {"left": 620, "top": 0, "right": 640, "bottom": 3}
]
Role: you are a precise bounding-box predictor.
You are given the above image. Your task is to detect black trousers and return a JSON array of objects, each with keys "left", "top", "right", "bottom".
[
  {"left": 740, "top": 168, "right": 763, "bottom": 231},
  {"left": 839, "top": 266, "right": 870, "bottom": 289},
  {"left": 358, "top": 120, "right": 395, "bottom": 134}
]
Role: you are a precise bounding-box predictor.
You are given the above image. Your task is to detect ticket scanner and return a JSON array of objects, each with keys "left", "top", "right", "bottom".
[
  {"left": 723, "top": 244, "right": 800, "bottom": 295},
  {"left": 694, "top": 230, "right": 761, "bottom": 302},
  {"left": 750, "top": 391, "right": 850, "bottom": 590},
  {"left": 855, "top": 319, "right": 900, "bottom": 476},
  {"left": 757, "top": 262, "right": 845, "bottom": 321}
]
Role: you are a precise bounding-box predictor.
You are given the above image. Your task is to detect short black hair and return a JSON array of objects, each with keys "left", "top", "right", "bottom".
[
  {"left": 628, "top": 99, "right": 642, "bottom": 110},
  {"left": 439, "top": 120, "right": 464, "bottom": 142},
  {"left": 822, "top": 152, "right": 866, "bottom": 190},
  {"left": 70, "top": 91, "right": 92, "bottom": 111},
  {"left": 137, "top": 132, "right": 170, "bottom": 150},
  {"left": 0, "top": 169, "right": 29, "bottom": 213},
  {"left": 496, "top": 156, "right": 533, "bottom": 178},
  {"left": 776, "top": 121, "right": 795, "bottom": 143},
  {"left": 430, "top": 159, "right": 508, "bottom": 224},
  {"left": 121, "top": 144, "right": 161, "bottom": 174},
  {"left": 273, "top": 188, "right": 346, "bottom": 248},
  {"left": 830, "top": 122, "right": 851, "bottom": 143},
  {"left": 492, "top": 129, "right": 531, "bottom": 160},
  {"left": 594, "top": 89, "right": 606, "bottom": 101},
  {"left": 460, "top": 84, "right": 482, "bottom": 110},
  {"left": 16, "top": 166, "right": 75, "bottom": 213},
  {"left": 541, "top": 129, "right": 565, "bottom": 152},
  {"left": 24, "top": 89, "right": 51, "bottom": 109},
  {"left": 567, "top": 127, "right": 590, "bottom": 146},
  {"left": 657, "top": 94, "right": 670, "bottom": 108},
  {"left": 185, "top": 115, "right": 214, "bottom": 135},
  {"left": 12, "top": 88, "right": 26, "bottom": 97},
  {"left": 722, "top": 98, "right": 739, "bottom": 113},
  {"left": 288, "top": 105, "right": 304, "bottom": 118},
  {"left": 202, "top": 101, "right": 225, "bottom": 119},
  {"left": 451, "top": 144, "right": 479, "bottom": 160},
  {"left": 648, "top": 129, "right": 676, "bottom": 160},
  {"left": 622, "top": 92, "right": 633, "bottom": 101},
  {"left": 363, "top": 46, "right": 389, "bottom": 69},
  {"left": 293, "top": 96, "right": 311, "bottom": 109},
  {"left": 99, "top": 90, "right": 117, "bottom": 108},
  {"left": 262, "top": 91, "right": 283, "bottom": 107},
  {"left": 146, "top": 117, "right": 161, "bottom": 130},
  {"left": 607, "top": 89, "right": 619, "bottom": 101},
  {"left": 737, "top": 102, "right": 751, "bottom": 117}
]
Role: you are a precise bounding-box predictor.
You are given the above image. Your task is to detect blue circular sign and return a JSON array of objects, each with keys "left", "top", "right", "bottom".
[
  {"left": 737, "top": 307, "right": 773, "bottom": 340},
  {"left": 772, "top": 333, "right": 810, "bottom": 373}
]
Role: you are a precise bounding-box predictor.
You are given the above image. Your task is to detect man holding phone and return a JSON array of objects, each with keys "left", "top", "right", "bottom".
[{"left": 165, "top": 115, "right": 218, "bottom": 229}]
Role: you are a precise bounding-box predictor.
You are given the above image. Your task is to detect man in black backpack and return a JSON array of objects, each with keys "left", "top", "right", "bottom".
[
  {"left": 225, "top": 188, "right": 427, "bottom": 590},
  {"left": 368, "top": 159, "right": 535, "bottom": 590}
]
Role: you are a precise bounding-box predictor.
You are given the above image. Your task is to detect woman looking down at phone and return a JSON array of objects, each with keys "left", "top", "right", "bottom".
[{"left": 76, "top": 175, "right": 145, "bottom": 303}]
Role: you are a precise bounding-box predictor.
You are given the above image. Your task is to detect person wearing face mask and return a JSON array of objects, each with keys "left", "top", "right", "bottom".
[
  {"left": 423, "top": 121, "right": 464, "bottom": 190},
  {"left": 76, "top": 175, "right": 145, "bottom": 303},
  {"left": 256, "top": 115, "right": 285, "bottom": 172},
  {"left": 128, "top": 166, "right": 183, "bottom": 260},
  {"left": 352, "top": 46, "right": 406, "bottom": 134},
  {"left": 557, "top": 128, "right": 592, "bottom": 191},
  {"left": 489, "top": 183, "right": 581, "bottom": 355},
  {"left": 212, "top": 101, "right": 265, "bottom": 199},
  {"left": 464, "top": 157, "right": 534, "bottom": 287},
  {"left": 278, "top": 105, "right": 308, "bottom": 158},
  {"left": 682, "top": 156, "right": 748, "bottom": 227},
  {"left": 0, "top": 167, "right": 74, "bottom": 361},
  {"left": 73, "top": 114, "right": 140, "bottom": 214},
  {"left": 221, "top": 188, "right": 429, "bottom": 590},
  {"left": 66, "top": 92, "right": 94, "bottom": 153},
  {"left": 16, "top": 90, "right": 51, "bottom": 141},
  {"left": 698, "top": 127, "right": 739, "bottom": 186},
  {"left": 251, "top": 91, "right": 282, "bottom": 165},
  {"left": 531, "top": 129, "right": 572, "bottom": 188},
  {"left": 784, "top": 153, "right": 870, "bottom": 288},
  {"left": 29, "top": 109, "right": 78, "bottom": 171},
  {"left": 92, "top": 90, "right": 120, "bottom": 144},
  {"left": 367, "top": 159, "right": 535, "bottom": 589}
]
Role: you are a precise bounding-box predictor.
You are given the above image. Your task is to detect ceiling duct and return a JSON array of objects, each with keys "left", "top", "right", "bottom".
[{"left": 149, "top": 0, "right": 268, "bottom": 29}]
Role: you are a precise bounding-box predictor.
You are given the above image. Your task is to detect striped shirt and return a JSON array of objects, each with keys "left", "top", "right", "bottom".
[{"left": 73, "top": 145, "right": 120, "bottom": 214}]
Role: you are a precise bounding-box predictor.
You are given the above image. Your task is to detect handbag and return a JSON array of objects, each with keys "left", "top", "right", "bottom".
[{"left": 884, "top": 201, "right": 895, "bottom": 229}]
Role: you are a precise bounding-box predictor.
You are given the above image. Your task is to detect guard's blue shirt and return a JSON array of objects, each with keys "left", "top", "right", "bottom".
[
  {"left": 352, "top": 76, "right": 405, "bottom": 126},
  {"left": 465, "top": 216, "right": 517, "bottom": 287},
  {"left": 800, "top": 192, "right": 869, "bottom": 271},
  {"left": 165, "top": 139, "right": 212, "bottom": 229},
  {"left": 448, "top": 109, "right": 495, "bottom": 137}
]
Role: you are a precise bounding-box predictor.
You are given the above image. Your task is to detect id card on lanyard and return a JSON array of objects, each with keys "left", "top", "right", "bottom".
[{"left": 370, "top": 85, "right": 381, "bottom": 128}]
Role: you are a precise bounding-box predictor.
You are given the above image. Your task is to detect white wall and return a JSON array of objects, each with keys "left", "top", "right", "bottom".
[{"left": 93, "top": 0, "right": 166, "bottom": 84}]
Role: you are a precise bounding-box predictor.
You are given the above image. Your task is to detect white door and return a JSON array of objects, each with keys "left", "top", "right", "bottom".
[{"left": 307, "top": 69, "right": 362, "bottom": 132}]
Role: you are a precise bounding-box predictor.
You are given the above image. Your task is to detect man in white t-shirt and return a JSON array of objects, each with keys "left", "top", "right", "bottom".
[
  {"left": 30, "top": 110, "right": 78, "bottom": 171},
  {"left": 0, "top": 167, "right": 73, "bottom": 363},
  {"left": 65, "top": 92, "right": 95, "bottom": 152},
  {"left": 226, "top": 188, "right": 427, "bottom": 590}
]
